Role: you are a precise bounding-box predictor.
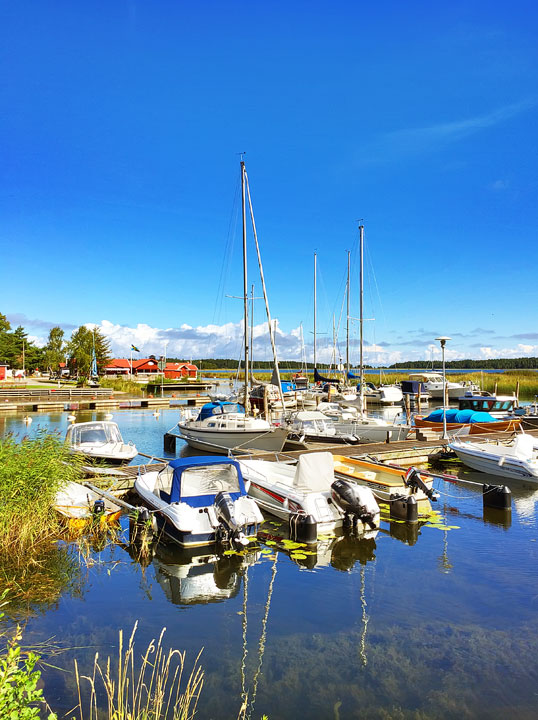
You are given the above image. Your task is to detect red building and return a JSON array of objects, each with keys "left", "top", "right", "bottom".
[
  {"left": 0, "top": 364, "right": 8, "bottom": 381},
  {"left": 164, "top": 362, "right": 198, "bottom": 379}
]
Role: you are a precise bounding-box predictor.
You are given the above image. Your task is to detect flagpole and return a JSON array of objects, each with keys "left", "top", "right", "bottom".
[{"left": 130, "top": 348, "right": 133, "bottom": 379}]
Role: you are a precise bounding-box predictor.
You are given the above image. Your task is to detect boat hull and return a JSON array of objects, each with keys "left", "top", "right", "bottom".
[
  {"left": 414, "top": 418, "right": 521, "bottom": 434},
  {"left": 177, "top": 424, "right": 288, "bottom": 454},
  {"left": 450, "top": 443, "right": 538, "bottom": 482}
]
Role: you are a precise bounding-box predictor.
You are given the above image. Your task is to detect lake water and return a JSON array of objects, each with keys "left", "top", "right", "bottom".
[{"left": 1, "top": 407, "right": 537, "bottom": 719}]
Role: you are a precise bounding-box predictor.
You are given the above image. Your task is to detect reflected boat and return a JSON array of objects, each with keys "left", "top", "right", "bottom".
[{"left": 152, "top": 543, "right": 259, "bottom": 606}]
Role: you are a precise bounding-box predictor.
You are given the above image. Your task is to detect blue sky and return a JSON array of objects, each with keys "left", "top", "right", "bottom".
[{"left": 2, "top": 0, "right": 537, "bottom": 365}]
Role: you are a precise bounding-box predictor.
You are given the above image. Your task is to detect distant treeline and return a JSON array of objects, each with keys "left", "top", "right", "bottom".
[
  {"left": 389, "top": 357, "right": 538, "bottom": 370},
  {"left": 168, "top": 358, "right": 374, "bottom": 371}
]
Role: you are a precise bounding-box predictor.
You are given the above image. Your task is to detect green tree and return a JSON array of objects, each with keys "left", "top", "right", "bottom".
[
  {"left": 67, "top": 326, "right": 111, "bottom": 379},
  {"left": 43, "top": 327, "right": 65, "bottom": 376}
]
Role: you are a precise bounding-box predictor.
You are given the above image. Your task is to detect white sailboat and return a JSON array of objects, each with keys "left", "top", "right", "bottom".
[{"left": 177, "top": 160, "right": 287, "bottom": 454}]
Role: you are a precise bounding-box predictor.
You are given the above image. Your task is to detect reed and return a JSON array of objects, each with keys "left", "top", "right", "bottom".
[
  {"left": 0, "top": 431, "right": 83, "bottom": 560},
  {"left": 73, "top": 623, "right": 204, "bottom": 720},
  {"left": 98, "top": 378, "right": 144, "bottom": 396}
]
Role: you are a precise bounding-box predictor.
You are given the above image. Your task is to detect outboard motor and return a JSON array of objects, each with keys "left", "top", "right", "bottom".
[
  {"left": 214, "top": 491, "right": 248, "bottom": 545},
  {"left": 403, "top": 467, "right": 440, "bottom": 501},
  {"left": 92, "top": 499, "right": 105, "bottom": 516},
  {"left": 331, "top": 478, "right": 378, "bottom": 532}
]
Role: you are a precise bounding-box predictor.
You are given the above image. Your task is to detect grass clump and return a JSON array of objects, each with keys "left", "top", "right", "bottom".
[
  {"left": 0, "top": 430, "right": 82, "bottom": 557},
  {"left": 98, "top": 377, "right": 144, "bottom": 396},
  {"left": 73, "top": 623, "right": 204, "bottom": 720}
]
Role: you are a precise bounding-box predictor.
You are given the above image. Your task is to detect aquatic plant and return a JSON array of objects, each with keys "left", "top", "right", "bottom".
[
  {"left": 98, "top": 377, "right": 144, "bottom": 395},
  {"left": 73, "top": 622, "right": 204, "bottom": 720},
  {"left": 0, "top": 430, "right": 83, "bottom": 557}
]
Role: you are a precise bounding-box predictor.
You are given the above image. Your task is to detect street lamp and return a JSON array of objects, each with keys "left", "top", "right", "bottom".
[
  {"left": 435, "top": 336, "right": 451, "bottom": 440},
  {"left": 161, "top": 341, "right": 169, "bottom": 398}
]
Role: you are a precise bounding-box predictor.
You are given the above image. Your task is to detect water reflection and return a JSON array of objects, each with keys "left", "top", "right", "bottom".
[{"left": 151, "top": 543, "right": 258, "bottom": 607}]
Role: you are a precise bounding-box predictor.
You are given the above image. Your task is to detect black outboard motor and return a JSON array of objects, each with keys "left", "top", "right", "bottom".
[
  {"left": 92, "top": 499, "right": 105, "bottom": 515},
  {"left": 403, "top": 467, "right": 439, "bottom": 501},
  {"left": 331, "top": 478, "right": 378, "bottom": 531},
  {"left": 214, "top": 491, "right": 246, "bottom": 545}
]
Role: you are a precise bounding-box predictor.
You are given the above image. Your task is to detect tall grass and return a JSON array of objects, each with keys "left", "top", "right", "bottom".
[
  {"left": 0, "top": 431, "right": 83, "bottom": 558},
  {"left": 73, "top": 623, "right": 204, "bottom": 720},
  {"left": 98, "top": 377, "right": 144, "bottom": 395}
]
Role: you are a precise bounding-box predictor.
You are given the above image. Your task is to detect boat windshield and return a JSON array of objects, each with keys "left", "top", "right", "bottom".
[
  {"left": 70, "top": 423, "right": 122, "bottom": 445},
  {"left": 181, "top": 465, "right": 241, "bottom": 498},
  {"left": 155, "top": 463, "right": 242, "bottom": 501}
]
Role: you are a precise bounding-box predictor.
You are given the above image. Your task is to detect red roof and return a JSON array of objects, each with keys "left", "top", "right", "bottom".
[
  {"left": 165, "top": 362, "right": 198, "bottom": 371},
  {"left": 105, "top": 358, "right": 132, "bottom": 369}
]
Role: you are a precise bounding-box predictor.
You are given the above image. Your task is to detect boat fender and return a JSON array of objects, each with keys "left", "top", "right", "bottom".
[
  {"left": 289, "top": 513, "right": 317, "bottom": 544},
  {"left": 482, "top": 484, "right": 512, "bottom": 511}
]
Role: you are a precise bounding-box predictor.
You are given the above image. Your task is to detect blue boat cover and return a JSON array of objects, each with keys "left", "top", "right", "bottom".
[
  {"left": 197, "top": 401, "right": 245, "bottom": 422},
  {"left": 169, "top": 456, "right": 246, "bottom": 506},
  {"left": 423, "top": 408, "right": 496, "bottom": 424}
]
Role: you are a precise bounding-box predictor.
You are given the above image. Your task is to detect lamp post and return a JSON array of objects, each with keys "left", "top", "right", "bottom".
[
  {"left": 435, "top": 336, "right": 451, "bottom": 440},
  {"left": 161, "top": 341, "right": 169, "bottom": 398}
]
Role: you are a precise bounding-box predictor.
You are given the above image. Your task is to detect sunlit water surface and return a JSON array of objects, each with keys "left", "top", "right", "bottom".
[{"left": 1, "top": 405, "right": 537, "bottom": 719}]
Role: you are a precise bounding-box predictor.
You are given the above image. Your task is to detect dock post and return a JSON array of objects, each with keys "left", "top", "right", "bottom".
[{"left": 164, "top": 433, "right": 176, "bottom": 453}]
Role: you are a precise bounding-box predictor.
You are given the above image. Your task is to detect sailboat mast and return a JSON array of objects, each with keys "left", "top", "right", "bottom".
[
  {"left": 359, "top": 223, "right": 364, "bottom": 413},
  {"left": 313, "top": 252, "right": 317, "bottom": 370},
  {"left": 244, "top": 167, "right": 286, "bottom": 411},
  {"left": 250, "top": 284, "right": 254, "bottom": 383},
  {"left": 241, "top": 161, "right": 249, "bottom": 411},
  {"left": 346, "top": 250, "right": 350, "bottom": 377}
]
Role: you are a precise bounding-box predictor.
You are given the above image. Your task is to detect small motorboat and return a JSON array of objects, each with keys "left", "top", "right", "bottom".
[
  {"left": 285, "top": 411, "right": 359, "bottom": 444},
  {"left": 134, "top": 456, "right": 264, "bottom": 547},
  {"left": 65, "top": 421, "right": 138, "bottom": 465},
  {"left": 333, "top": 455, "right": 439, "bottom": 503},
  {"left": 239, "top": 451, "right": 380, "bottom": 539},
  {"left": 54, "top": 481, "right": 123, "bottom": 523},
  {"left": 449, "top": 434, "right": 538, "bottom": 482}
]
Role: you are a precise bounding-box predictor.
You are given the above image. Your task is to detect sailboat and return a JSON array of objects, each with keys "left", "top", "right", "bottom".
[
  {"left": 177, "top": 161, "right": 288, "bottom": 454},
  {"left": 327, "top": 224, "right": 410, "bottom": 442}
]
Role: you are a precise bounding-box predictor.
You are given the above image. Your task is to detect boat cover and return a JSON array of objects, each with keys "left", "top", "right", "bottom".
[
  {"left": 423, "top": 408, "right": 497, "bottom": 424},
  {"left": 197, "top": 402, "right": 245, "bottom": 422},
  {"left": 314, "top": 368, "right": 340, "bottom": 385},
  {"left": 510, "top": 434, "right": 534, "bottom": 459},
  {"left": 293, "top": 452, "right": 334, "bottom": 492},
  {"left": 168, "top": 456, "right": 246, "bottom": 506}
]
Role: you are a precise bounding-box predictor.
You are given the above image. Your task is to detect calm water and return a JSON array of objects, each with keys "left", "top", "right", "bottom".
[{"left": 1, "top": 407, "right": 538, "bottom": 719}]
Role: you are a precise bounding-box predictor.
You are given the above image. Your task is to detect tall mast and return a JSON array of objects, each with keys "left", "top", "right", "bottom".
[
  {"left": 244, "top": 166, "right": 286, "bottom": 411},
  {"left": 313, "top": 252, "right": 317, "bottom": 369},
  {"left": 250, "top": 284, "right": 254, "bottom": 383},
  {"left": 359, "top": 223, "right": 364, "bottom": 413},
  {"left": 346, "top": 250, "right": 350, "bottom": 377},
  {"left": 241, "top": 161, "right": 249, "bottom": 412}
]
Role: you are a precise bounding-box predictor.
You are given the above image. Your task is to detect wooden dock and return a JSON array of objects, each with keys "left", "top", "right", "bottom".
[
  {"left": 97, "top": 427, "right": 538, "bottom": 492},
  {"left": 0, "top": 392, "right": 211, "bottom": 413}
]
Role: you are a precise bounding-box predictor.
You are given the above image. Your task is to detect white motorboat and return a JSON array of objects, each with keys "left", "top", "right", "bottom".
[
  {"left": 285, "top": 410, "right": 359, "bottom": 444},
  {"left": 134, "top": 456, "right": 265, "bottom": 547},
  {"left": 239, "top": 451, "right": 380, "bottom": 538},
  {"left": 316, "top": 401, "right": 360, "bottom": 421},
  {"left": 177, "top": 401, "right": 288, "bottom": 454},
  {"left": 408, "top": 372, "right": 478, "bottom": 400},
  {"left": 449, "top": 434, "right": 538, "bottom": 482},
  {"left": 65, "top": 421, "right": 138, "bottom": 465},
  {"left": 336, "top": 416, "right": 411, "bottom": 443}
]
